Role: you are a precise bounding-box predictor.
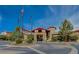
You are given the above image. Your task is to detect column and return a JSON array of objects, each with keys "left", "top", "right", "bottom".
[
  {"left": 23, "top": 34, "right": 27, "bottom": 43},
  {"left": 43, "top": 33, "right": 47, "bottom": 42},
  {"left": 34, "top": 33, "right": 37, "bottom": 43},
  {"left": 48, "top": 33, "right": 52, "bottom": 41}
]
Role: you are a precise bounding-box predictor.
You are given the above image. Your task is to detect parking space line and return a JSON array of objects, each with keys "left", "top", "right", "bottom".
[{"left": 27, "top": 46, "right": 46, "bottom": 54}]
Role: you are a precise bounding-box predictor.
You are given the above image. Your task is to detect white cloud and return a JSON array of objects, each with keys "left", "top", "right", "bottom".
[
  {"left": 48, "top": 5, "right": 79, "bottom": 30},
  {"left": 33, "top": 17, "right": 58, "bottom": 29},
  {"left": 68, "top": 12, "right": 79, "bottom": 30},
  {"left": 23, "top": 6, "right": 79, "bottom": 31},
  {"left": 60, "top": 6, "right": 78, "bottom": 19},
  {"left": 23, "top": 24, "right": 31, "bottom": 29},
  {"left": 48, "top": 6, "right": 57, "bottom": 15}
]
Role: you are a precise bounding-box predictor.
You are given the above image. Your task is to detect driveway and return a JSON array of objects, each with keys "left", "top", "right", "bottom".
[
  {"left": 31, "top": 43, "right": 72, "bottom": 54},
  {"left": 71, "top": 43, "right": 79, "bottom": 54},
  {"left": 0, "top": 41, "right": 38, "bottom": 54},
  {"left": 0, "top": 41, "right": 73, "bottom": 54}
]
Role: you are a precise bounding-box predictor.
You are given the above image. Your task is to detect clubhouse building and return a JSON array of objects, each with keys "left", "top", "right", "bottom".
[
  {"left": 23, "top": 27, "right": 58, "bottom": 43},
  {"left": 1, "top": 26, "right": 79, "bottom": 42}
]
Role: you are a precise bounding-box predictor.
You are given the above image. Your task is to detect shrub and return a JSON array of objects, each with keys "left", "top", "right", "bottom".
[
  {"left": 10, "top": 31, "right": 24, "bottom": 41},
  {"left": 69, "top": 35, "right": 78, "bottom": 41},
  {"left": 51, "top": 36, "right": 58, "bottom": 42},
  {"left": 0, "top": 35, "right": 7, "bottom": 40},
  {"left": 26, "top": 35, "right": 34, "bottom": 43},
  {"left": 57, "top": 35, "right": 64, "bottom": 42},
  {"left": 16, "top": 39, "right": 23, "bottom": 44},
  {"left": 26, "top": 38, "right": 33, "bottom": 43}
]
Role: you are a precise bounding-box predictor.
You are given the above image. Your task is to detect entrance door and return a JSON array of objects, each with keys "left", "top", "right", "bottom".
[{"left": 37, "top": 35, "right": 43, "bottom": 41}]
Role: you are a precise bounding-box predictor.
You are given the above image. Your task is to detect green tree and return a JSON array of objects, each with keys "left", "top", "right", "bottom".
[
  {"left": 11, "top": 27, "right": 24, "bottom": 43},
  {"left": 58, "top": 19, "right": 73, "bottom": 42}
]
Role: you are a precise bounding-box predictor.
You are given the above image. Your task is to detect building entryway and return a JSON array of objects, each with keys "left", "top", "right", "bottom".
[{"left": 37, "top": 35, "right": 43, "bottom": 42}]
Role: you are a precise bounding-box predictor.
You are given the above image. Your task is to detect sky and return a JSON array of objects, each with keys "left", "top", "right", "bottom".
[{"left": 0, "top": 5, "right": 79, "bottom": 32}]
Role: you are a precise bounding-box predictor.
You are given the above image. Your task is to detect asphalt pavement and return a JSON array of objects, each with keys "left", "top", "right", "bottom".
[
  {"left": 71, "top": 43, "right": 79, "bottom": 53},
  {"left": 0, "top": 41, "right": 38, "bottom": 54},
  {"left": 32, "top": 43, "right": 71, "bottom": 54},
  {"left": 0, "top": 41, "right": 73, "bottom": 54}
]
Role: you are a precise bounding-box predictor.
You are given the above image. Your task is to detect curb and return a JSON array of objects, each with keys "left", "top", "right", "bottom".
[
  {"left": 69, "top": 46, "right": 78, "bottom": 54},
  {"left": 63, "top": 44, "right": 78, "bottom": 54}
]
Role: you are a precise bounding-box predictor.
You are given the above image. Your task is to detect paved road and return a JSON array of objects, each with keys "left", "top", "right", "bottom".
[
  {"left": 0, "top": 41, "right": 38, "bottom": 54},
  {"left": 0, "top": 41, "right": 10, "bottom": 49},
  {"left": 0, "top": 47, "right": 39, "bottom": 54},
  {"left": 0, "top": 41, "right": 72, "bottom": 54},
  {"left": 32, "top": 43, "right": 71, "bottom": 54},
  {"left": 71, "top": 43, "right": 79, "bottom": 54}
]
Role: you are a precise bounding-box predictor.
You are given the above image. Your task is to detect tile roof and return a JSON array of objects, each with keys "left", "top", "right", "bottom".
[
  {"left": 74, "top": 30, "right": 79, "bottom": 32},
  {"left": 32, "top": 27, "right": 47, "bottom": 32}
]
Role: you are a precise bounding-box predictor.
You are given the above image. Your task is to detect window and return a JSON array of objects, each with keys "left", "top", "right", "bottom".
[{"left": 38, "top": 30, "right": 42, "bottom": 32}]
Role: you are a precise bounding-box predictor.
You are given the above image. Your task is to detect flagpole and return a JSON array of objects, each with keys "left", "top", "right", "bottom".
[
  {"left": 20, "top": 7, "right": 24, "bottom": 40},
  {"left": 30, "top": 16, "right": 32, "bottom": 35}
]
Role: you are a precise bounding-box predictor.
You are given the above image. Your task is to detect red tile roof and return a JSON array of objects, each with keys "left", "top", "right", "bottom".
[
  {"left": 22, "top": 27, "right": 56, "bottom": 32},
  {"left": 35, "top": 28, "right": 46, "bottom": 30},
  {"left": 74, "top": 30, "right": 79, "bottom": 32},
  {"left": 32, "top": 27, "right": 47, "bottom": 32}
]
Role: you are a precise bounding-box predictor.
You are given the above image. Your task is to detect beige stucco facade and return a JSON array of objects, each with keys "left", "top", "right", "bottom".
[
  {"left": 23, "top": 27, "right": 57, "bottom": 43},
  {"left": 47, "top": 27, "right": 57, "bottom": 41},
  {"left": 23, "top": 27, "right": 79, "bottom": 42},
  {"left": 33, "top": 30, "right": 47, "bottom": 43},
  {"left": 70, "top": 31, "right": 79, "bottom": 42}
]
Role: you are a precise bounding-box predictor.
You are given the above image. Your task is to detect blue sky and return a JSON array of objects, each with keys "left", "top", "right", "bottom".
[{"left": 0, "top": 5, "right": 79, "bottom": 32}]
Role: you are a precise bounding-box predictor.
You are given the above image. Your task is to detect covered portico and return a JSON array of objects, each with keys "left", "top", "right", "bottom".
[{"left": 32, "top": 28, "right": 47, "bottom": 43}]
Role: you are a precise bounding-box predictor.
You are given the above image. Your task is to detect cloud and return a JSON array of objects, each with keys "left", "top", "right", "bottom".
[
  {"left": 60, "top": 6, "right": 78, "bottom": 19},
  {"left": 33, "top": 17, "right": 59, "bottom": 29},
  {"left": 23, "top": 23, "right": 31, "bottom": 30},
  {"left": 60, "top": 6, "right": 79, "bottom": 30},
  {"left": 48, "top": 6, "right": 57, "bottom": 15},
  {"left": 68, "top": 11, "right": 79, "bottom": 30},
  {"left": 24, "top": 6, "right": 79, "bottom": 31},
  {"left": 48, "top": 5, "right": 79, "bottom": 30}
]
